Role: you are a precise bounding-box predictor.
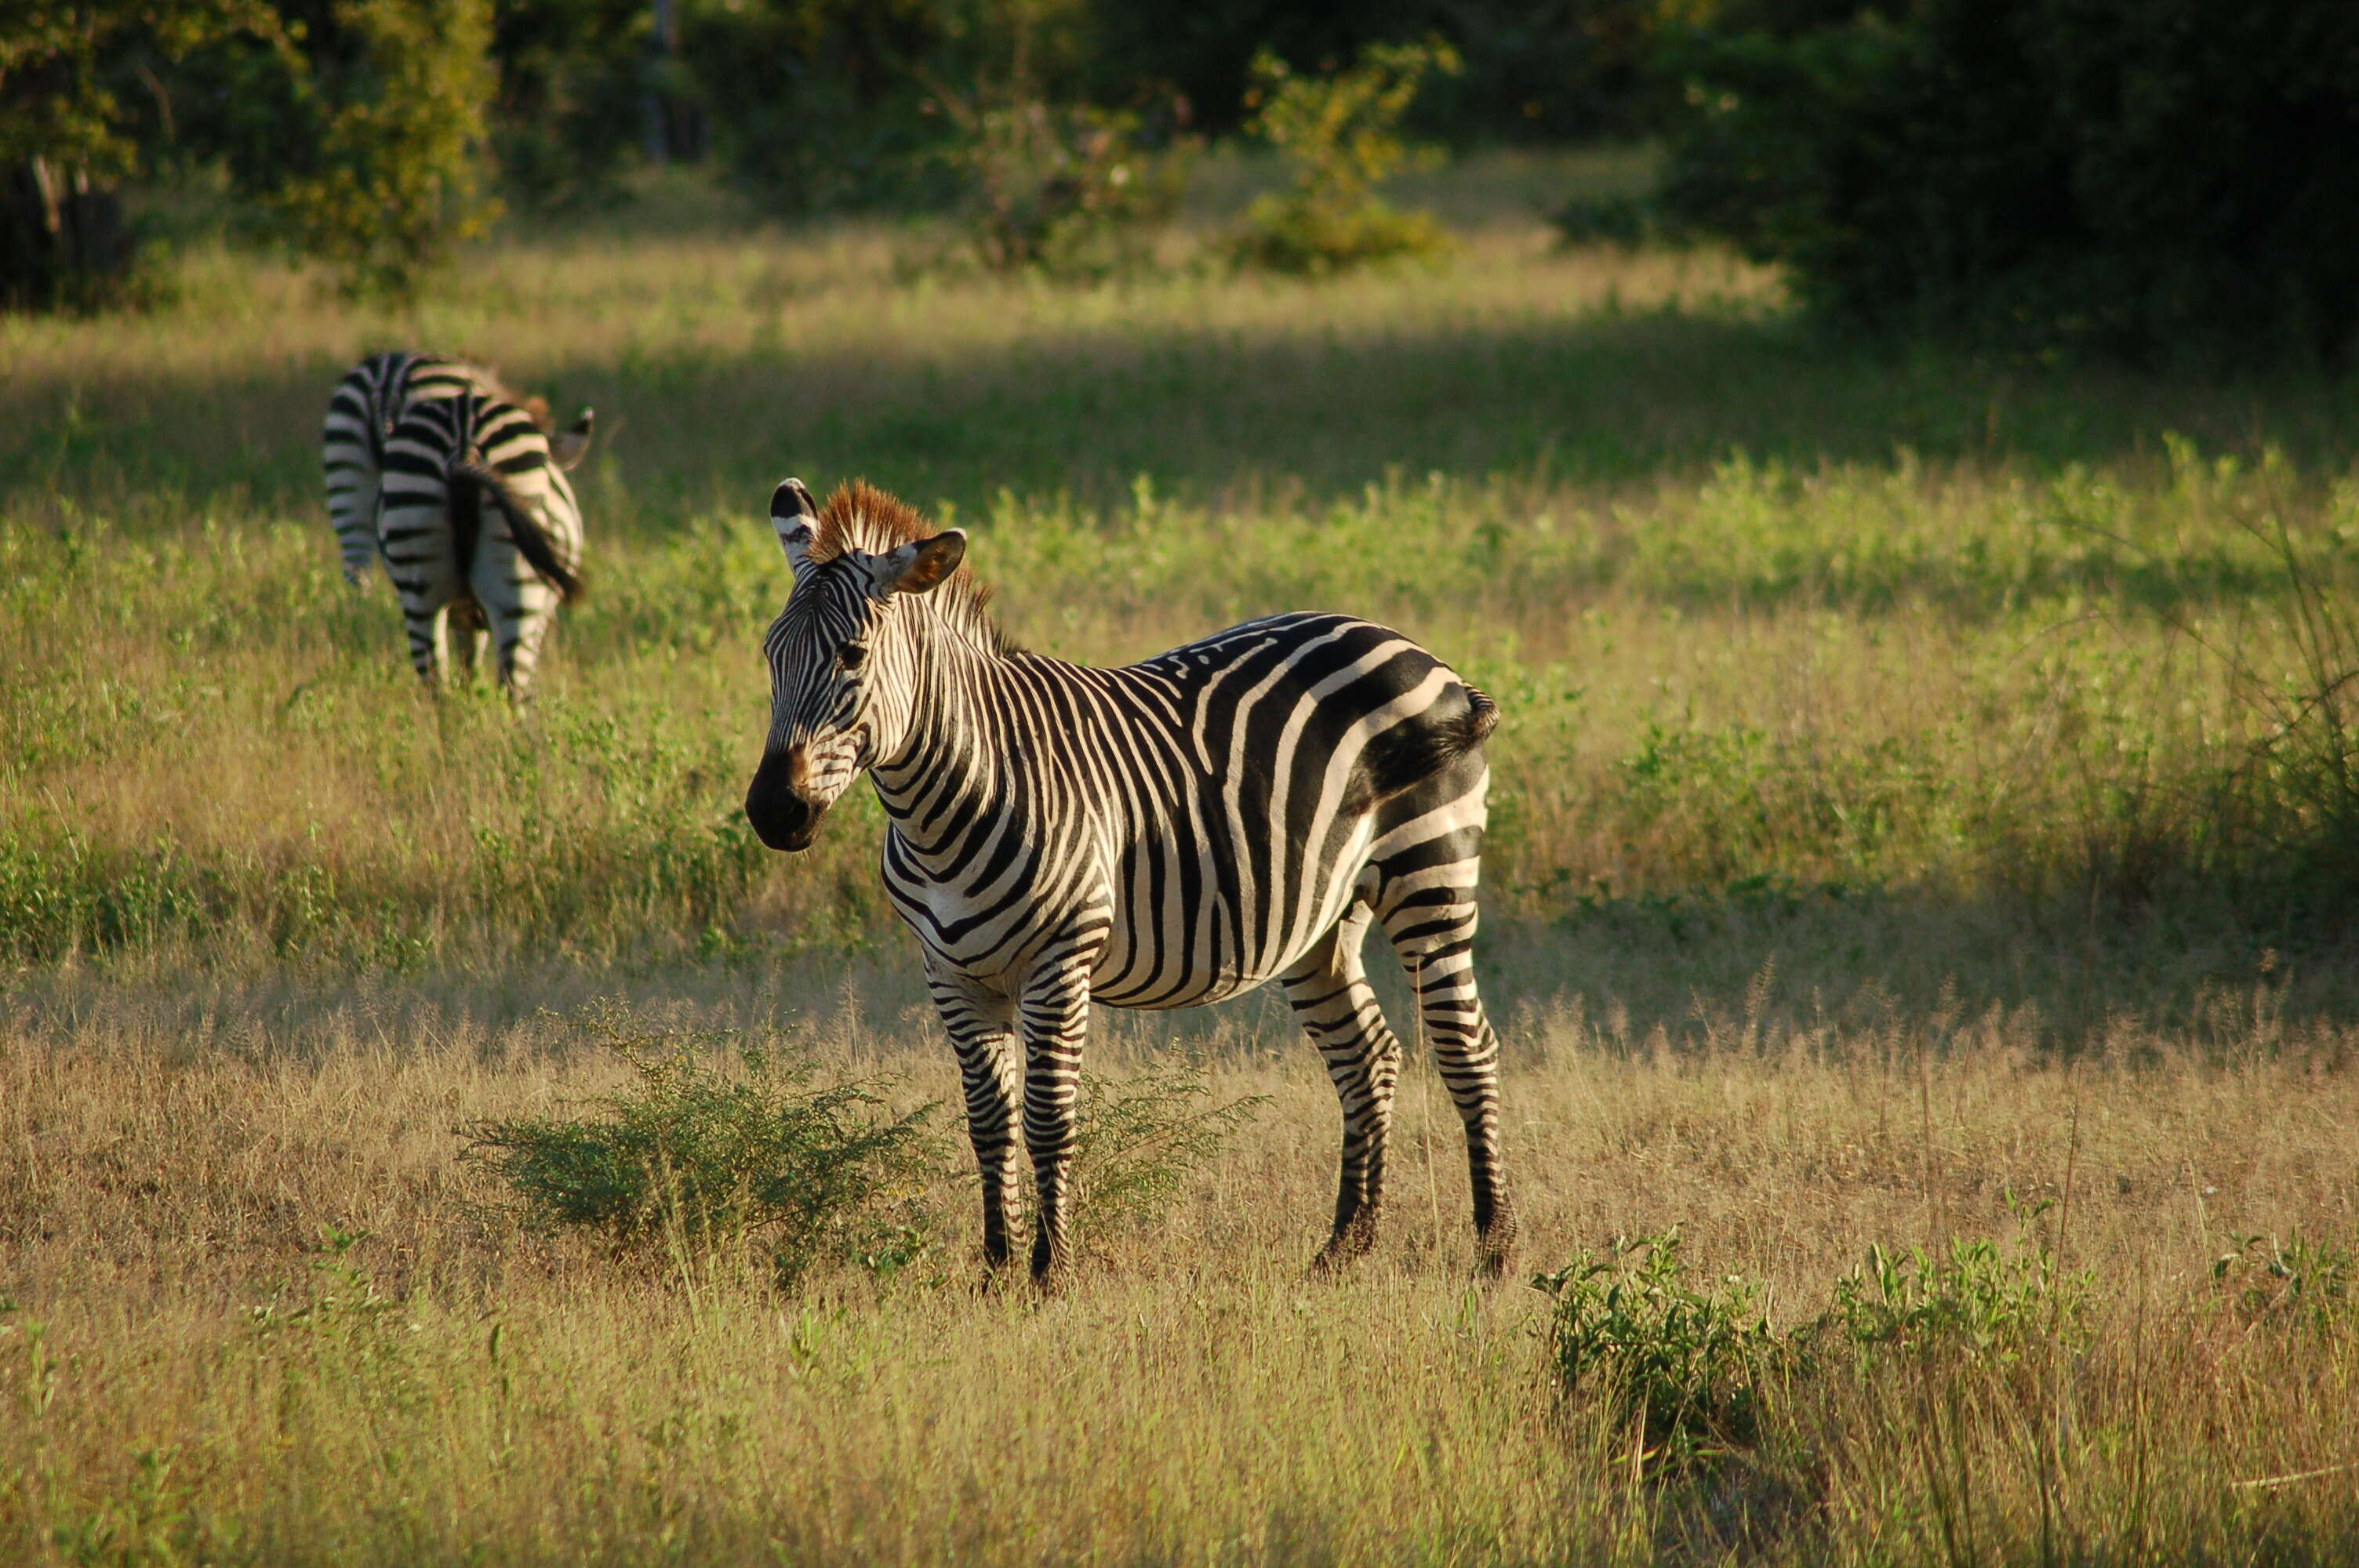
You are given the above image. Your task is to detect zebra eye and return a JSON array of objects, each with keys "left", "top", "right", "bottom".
[{"left": 838, "top": 643, "right": 867, "bottom": 672}]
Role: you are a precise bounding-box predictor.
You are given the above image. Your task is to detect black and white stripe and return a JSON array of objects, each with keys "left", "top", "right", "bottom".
[
  {"left": 322, "top": 352, "right": 507, "bottom": 586},
  {"left": 743, "top": 480, "right": 1516, "bottom": 1279},
  {"left": 375, "top": 391, "right": 591, "bottom": 698}
]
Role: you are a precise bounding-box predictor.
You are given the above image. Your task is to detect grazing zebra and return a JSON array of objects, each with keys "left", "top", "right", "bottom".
[
  {"left": 743, "top": 478, "right": 1516, "bottom": 1279},
  {"left": 375, "top": 390, "right": 591, "bottom": 698}
]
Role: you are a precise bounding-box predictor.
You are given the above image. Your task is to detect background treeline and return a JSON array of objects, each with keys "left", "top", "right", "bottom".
[{"left": 7, "top": 0, "right": 2359, "bottom": 363}]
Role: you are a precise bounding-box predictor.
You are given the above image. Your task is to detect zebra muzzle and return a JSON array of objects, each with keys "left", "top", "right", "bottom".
[{"left": 744, "top": 757, "right": 823, "bottom": 851}]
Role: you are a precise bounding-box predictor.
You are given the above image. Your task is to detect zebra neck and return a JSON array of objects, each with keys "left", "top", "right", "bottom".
[{"left": 867, "top": 620, "right": 1021, "bottom": 844}]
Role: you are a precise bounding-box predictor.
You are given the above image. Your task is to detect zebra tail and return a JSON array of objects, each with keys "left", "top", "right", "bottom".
[
  {"left": 1460, "top": 684, "right": 1501, "bottom": 748},
  {"left": 1358, "top": 679, "right": 1503, "bottom": 807},
  {"left": 453, "top": 462, "right": 582, "bottom": 601}
]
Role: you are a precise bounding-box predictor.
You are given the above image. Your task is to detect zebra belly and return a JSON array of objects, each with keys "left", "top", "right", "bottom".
[
  {"left": 882, "top": 821, "right": 1373, "bottom": 1010},
  {"left": 1086, "top": 816, "right": 1379, "bottom": 1011}
]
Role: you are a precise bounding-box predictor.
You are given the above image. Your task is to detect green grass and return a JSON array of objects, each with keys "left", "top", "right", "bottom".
[{"left": 7, "top": 172, "right": 2359, "bottom": 1029}]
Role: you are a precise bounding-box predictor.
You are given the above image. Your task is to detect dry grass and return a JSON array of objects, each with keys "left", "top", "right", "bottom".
[{"left": 2, "top": 975, "right": 2355, "bottom": 1565}]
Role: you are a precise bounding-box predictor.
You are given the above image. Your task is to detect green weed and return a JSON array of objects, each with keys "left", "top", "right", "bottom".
[
  {"left": 1071, "top": 1061, "right": 1268, "bottom": 1241},
  {"left": 1826, "top": 1233, "right": 2092, "bottom": 1367},
  {"left": 2212, "top": 1230, "right": 2356, "bottom": 1336},
  {"left": 1533, "top": 1229, "right": 1786, "bottom": 1476}
]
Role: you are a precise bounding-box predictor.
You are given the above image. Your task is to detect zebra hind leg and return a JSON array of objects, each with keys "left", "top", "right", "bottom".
[
  {"left": 1279, "top": 908, "right": 1403, "bottom": 1270},
  {"left": 1018, "top": 958, "right": 1093, "bottom": 1283},
  {"left": 449, "top": 598, "right": 489, "bottom": 686},
  {"left": 1379, "top": 883, "right": 1518, "bottom": 1276},
  {"left": 482, "top": 575, "right": 558, "bottom": 706},
  {"left": 402, "top": 601, "right": 452, "bottom": 689}
]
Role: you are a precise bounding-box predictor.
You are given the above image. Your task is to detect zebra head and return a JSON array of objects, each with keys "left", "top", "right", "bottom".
[{"left": 744, "top": 477, "right": 967, "bottom": 852}]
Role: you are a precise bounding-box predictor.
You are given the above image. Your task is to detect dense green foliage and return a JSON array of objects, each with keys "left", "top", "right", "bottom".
[
  {"left": 1535, "top": 1231, "right": 1786, "bottom": 1475},
  {"left": 20, "top": 0, "right": 2359, "bottom": 366},
  {"left": 1658, "top": 0, "right": 2359, "bottom": 365},
  {"left": 0, "top": 0, "right": 282, "bottom": 307}
]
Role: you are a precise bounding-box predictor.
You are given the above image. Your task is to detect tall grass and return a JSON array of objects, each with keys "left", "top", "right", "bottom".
[{"left": 2, "top": 985, "right": 2356, "bottom": 1565}]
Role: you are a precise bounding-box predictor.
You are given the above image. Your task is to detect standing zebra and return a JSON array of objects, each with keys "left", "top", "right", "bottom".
[
  {"left": 375, "top": 390, "right": 591, "bottom": 699},
  {"left": 743, "top": 478, "right": 1516, "bottom": 1279}
]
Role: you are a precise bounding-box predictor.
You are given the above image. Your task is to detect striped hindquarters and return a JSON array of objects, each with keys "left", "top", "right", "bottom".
[
  {"left": 377, "top": 392, "right": 585, "bottom": 691},
  {"left": 321, "top": 352, "right": 498, "bottom": 585},
  {"left": 1095, "top": 613, "right": 1495, "bottom": 1005}
]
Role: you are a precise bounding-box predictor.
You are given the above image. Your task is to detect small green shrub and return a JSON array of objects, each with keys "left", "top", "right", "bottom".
[
  {"left": 1227, "top": 41, "right": 1458, "bottom": 278},
  {"left": 1533, "top": 1229, "right": 1786, "bottom": 1475},
  {"left": 464, "top": 1011, "right": 945, "bottom": 1289},
  {"left": 1828, "top": 1233, "right": 2092, "bottom": 1365},
  {"left": 2212, "top": 1230, "right": 2355, "bottom": 1336},
  {"left": 1071, "top": 1060, "right": 1267, "bottom": 1237}
]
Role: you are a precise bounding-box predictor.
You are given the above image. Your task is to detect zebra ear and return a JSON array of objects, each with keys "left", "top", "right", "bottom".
[
  {"left": 771, "top": 478, "right": 819, "bottom": 576},
  {"left": 550, "top": 408, "right": 594, "bottom": 470},
  {"left": 879, "top": 530, "right": 966, "bottom": 597}
]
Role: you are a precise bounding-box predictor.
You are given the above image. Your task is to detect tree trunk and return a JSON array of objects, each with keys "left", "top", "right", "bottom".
[{"left": 2, "top": 156, "right": 136, "bottom": 311}]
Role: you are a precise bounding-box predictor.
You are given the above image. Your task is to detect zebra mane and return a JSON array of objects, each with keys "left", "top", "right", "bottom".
[{"left": 811, "top": 481, "right": 1015, "bottom": 655}]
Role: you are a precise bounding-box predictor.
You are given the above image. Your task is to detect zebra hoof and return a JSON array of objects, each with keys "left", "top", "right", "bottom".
[
  {"left": 1309, "top": 1224, "right": 1377, "bottom": 1276},
  {"left": 1307, "top": 1245, "right": 1358, "bottom": 1279},
  {"left": 1029, "top": 1232, "right": 1072, "bottom": 1289},
  {"left": 1473, "top": 1203, "right": 1520, "bottom": 1281}
]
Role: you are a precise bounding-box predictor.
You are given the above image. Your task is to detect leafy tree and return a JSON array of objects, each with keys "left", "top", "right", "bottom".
[
  {"left": 1, "top": 0, "right": 284, "bottom": 308},
  {"left": 2, "top": 0, "right": 500, "bottom": 309},
  {"left": 485, "top": 0, "right": 650, "bottom": 209},
  {"left": 253, "top": 0, "right": 502, "bottom": 297},
  {"left": 1085, "top": 0, "right": 1667, "bottom": 142},
  {"left": 1227, "top": 38, "right": 1458, "bottom": 277}
]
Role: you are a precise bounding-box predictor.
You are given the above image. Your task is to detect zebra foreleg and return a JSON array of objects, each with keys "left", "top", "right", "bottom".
[
  {"left": 1379, "top": 887, "right": 1518, "bottom": 1276},
  {"left": 1280, "top": 910, "right": 1403, "bottom": 1269},
  {"left": 928, "top": 967, "right": 1022, "bottom": 1271},
  {"left": 1017, "top": 956, "right": 1094, "bottom": 1282}
]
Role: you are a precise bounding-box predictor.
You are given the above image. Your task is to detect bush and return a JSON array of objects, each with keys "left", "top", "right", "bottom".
[
  {"left": 1533, "top": 1229, "right": 1787, "bottom": 1475},
  {"left": 1226, "top": 40, "right": 1457, "bottom": 278},
  {"left": 1070, "top": 1060, "right": 1266, "bottom": 1237},
  {"left": 2212, "top": 1230, "right": 2356, "bottom": 1337},
  {"left": 464, "top": 1011, "right": 945, "bottom": 1289},
  {"left": 1657, "top": 0, "right": 2359, "bottom": 365},
  {"left": 0, "top": 0, "right": 282, "bottom": 310},
  {"left": 246, "top": 0, "right": 503, "bottom": 299}
]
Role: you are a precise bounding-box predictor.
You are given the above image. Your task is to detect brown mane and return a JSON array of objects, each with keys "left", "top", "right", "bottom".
[{"left": 811, "top": 480, "right": 1012, "bottom": 653}]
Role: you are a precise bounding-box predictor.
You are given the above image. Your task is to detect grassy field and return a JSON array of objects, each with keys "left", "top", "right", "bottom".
[{"left": 4, "top": 154, "right": 2358, "bottom": 1563}]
